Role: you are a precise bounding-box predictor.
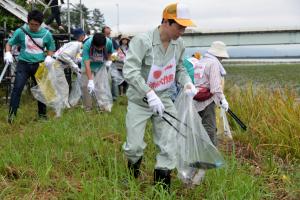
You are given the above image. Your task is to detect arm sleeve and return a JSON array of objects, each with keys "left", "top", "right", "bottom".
[
  {"left": 82, "top": 40, "right": 91, "bottom": 62},
  {"left": 57, "top": 42, "right": 81, "bottom": 70},
  {"left": 45, "top": 33, "right": 56, "bottom": 51},
  {"left": 123, "top": 35, "right": 152, "bottom": 95},
  {"left": 209, "top": 63, "right": 225, "bottom": 104},
  {"left": 183, "top": 58, "right": 195, "bottom": 83},
  {"left": 106, "top": 39, "right": 114, "bottom": 54},
  {"left": 175, "top": 44, "right": 193, "bottom": 86},
  {"left": 8, "top": 29, "right": 21, "bottom": 46}
]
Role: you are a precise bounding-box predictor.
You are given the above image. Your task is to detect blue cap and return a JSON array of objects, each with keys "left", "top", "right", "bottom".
[{"left": 72, "top": 28, "right": 85, "bottom": 39}]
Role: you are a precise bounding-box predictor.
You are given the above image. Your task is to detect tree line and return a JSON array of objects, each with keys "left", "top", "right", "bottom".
[{"left": 0, "top": 0, "right": 105, "bottom": 32}]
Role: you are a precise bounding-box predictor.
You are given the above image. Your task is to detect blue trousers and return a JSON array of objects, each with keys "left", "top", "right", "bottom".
[{"left": 9, "top": 60, "right": 46, "bottom": 117}]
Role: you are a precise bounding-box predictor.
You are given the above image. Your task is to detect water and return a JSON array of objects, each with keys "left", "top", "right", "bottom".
[{"left": 185, "top": 44, "right": 300, "bottom": 59}]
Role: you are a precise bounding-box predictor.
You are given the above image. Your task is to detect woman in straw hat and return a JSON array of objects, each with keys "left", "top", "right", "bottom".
[
  {"left": 113, "top": 35, "right": 130, "bottom": 96},
  {"left": 190, "top": 41, "right": 230, "bottom": 185}
]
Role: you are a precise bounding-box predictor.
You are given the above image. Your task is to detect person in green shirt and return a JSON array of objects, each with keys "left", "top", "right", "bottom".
[
  {"left": 122, "top": 3, "right": 197, "bottom": 191},
  {"left": 183, "top": 52, "right": 202, "bottom": 83},
  {"left": 81, "top": 33, "right": 114, "bottom": 112},
  {"left": 169, "top": 52, "right": 202, "bottom": 101},
  {"left": 4, "top": 10, "right": 55, "bottom": 124}
]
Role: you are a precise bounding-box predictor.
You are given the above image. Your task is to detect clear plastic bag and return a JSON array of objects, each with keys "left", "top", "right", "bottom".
[
  {"left": 68, "top": 76, "right": 82, "bottom": 107},
  {"left": 94, "top": 66, "right": 113, "bottom": 112},
  {"left": 109, "top": 63, "right": 124, "bottom": 86},
  {"left": 218, "top": 108, "right": 233, "bottom": 139},
  {"left": 175, "top": 91, "right": 225, "bottom": 183}
]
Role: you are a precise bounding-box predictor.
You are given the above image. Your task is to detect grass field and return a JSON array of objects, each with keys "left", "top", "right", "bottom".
[
  {"left": 0, "top": 64, "right": 299, "bottom": 199},
  {"left": 225, "top": 64, "right": 300, "bottom": 93}
]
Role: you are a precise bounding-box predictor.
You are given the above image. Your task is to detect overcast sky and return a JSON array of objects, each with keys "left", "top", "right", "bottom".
[{"left": 68, "top": 0, "right": 300, "bottom": 35}]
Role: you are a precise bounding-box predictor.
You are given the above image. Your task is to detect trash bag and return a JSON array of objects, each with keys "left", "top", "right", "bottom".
[
  {"left": 110, "top": 63, "right": 124, "bottom": 86},
  {"left": 68, "top": 75, "right": 82, "bottom": 106},
  {"left": 217, "top": 107, "right": 233, "bottom": 139},
  {"left": 31, "top": 62, "right": 57, "bottom": 104},
  {"left": 94, "top": 66, "right": 113, "bottom": 112},
  {"left": 31, "top": 61, "right": 69, "bottom": 116},
  {"left": 175, "top": 91, "right": 225, "bottom": 183}
]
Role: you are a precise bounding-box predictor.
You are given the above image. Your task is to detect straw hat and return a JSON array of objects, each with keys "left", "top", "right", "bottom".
[
  {"left": 207, "top": 41, "right": 229, "bottom": 58},
  {"left": 120, "top": 34, "right": 130, "bottom": 41}
]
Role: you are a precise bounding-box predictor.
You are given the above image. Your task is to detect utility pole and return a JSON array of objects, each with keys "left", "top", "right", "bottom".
[
  {"left": 67, "top": 0, "right": 71, "bottom": 40},
  {"left": 80, "top": 0, "right": 83, "bottom": 30},
  {"left": 116, "top": 3, "right": 119, "bottom": 35}
]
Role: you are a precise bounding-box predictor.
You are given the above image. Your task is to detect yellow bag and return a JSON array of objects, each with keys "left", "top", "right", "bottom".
[{"left": 34, "top": 63, "right": 57, "bottom": 102}]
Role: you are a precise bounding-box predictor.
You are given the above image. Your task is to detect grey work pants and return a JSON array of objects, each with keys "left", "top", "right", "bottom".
[
  {"left": 198, "top": 102, "right": 217, "bottom": 146},
  {"left": 123, "top": 98, "right": 178, "bottom": 170},
  {"left": 81, "top": 72, "right": 94, "bottom": 111}
]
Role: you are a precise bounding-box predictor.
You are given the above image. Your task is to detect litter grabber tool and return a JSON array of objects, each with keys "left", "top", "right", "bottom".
[
  {"left": 143, "top": 97, "right": 192, "bottom": 130},
  {"left": 143, "top": 97, "right": 187, "bottom": 138},
  {"left": 90, "top": 91, "right": 101, "bottom": 113},
  {"left": 189, "top": 160, "right": 223, "bottom": 170},
  {"left": 227, "top": 108, "right": 247, "bottom": 131},
  {"left": 164, "top": 110, "right": 192, "bottom": 130},
  {"left": 0, "top": 62, "right": 10, "bottom": 84},
  {"left": 161, "top": 115, "right": 186, "bottom": 138},
  {"left": 220, "top": 101, "right": 247, "bottom": 131}
]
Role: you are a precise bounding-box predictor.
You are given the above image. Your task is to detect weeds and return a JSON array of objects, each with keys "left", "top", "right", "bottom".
[{"left": 0, "top": 64, "right": 299, "bottom": 199}]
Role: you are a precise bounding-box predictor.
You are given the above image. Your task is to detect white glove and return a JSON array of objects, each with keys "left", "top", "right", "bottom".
[
  {"left": 44, "top": 56, "right": 54, "bottom": 69},
  {"left": 4, "top": 52, "right": 13, "bottom": 64},
  {"left": 184, "top": 82, "right": 198, "bottom": 97},
  {"left": 87, "top": 80, "right": 95, "bottom": 94},
  {"left": 146, "top": 90, "right": 165, "bottom": 117},
  {"left": 105, "top": 60, "right": 112, "bottom": 67},
  {"left": 76, "top": 56, "right": 82, "bottom": 63},
  {"left": 221, "top": 98, "right": 229, "bottom": 111},
  {"left": 72, "top": 64, "right": 81, "bottom": 74}
]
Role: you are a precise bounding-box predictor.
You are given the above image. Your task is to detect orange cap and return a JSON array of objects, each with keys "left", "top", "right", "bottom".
[
  {"left": 162, "top": 3, "right": 196, "bottom": 27},
  {"left": 193, "top": 52, "right": 201, "bottom": 60}
]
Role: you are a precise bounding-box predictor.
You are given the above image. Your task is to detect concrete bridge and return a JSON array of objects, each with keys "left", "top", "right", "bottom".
[{"left": 182, "top": 28, "right": 300, "bottom": 47}]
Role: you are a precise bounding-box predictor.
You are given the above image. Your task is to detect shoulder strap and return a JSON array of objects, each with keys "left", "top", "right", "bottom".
[
  {"left": 120, "top": 47, "right": 126, "bottom": 56},
  {"left": 82, "top": 37, "right": 89, "bottom": 44},
  {"left": 103, "top": 46, "right": 108, "bottom": 60},
  {"left": 20, "top": 26, "right": 44, "bottom": 51}
]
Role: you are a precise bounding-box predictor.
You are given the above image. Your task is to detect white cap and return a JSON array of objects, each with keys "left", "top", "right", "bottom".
[{"left": 207, "top": 41, "right": 229, "bottom": 58}]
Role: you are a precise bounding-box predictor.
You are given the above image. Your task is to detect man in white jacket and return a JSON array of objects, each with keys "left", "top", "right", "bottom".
[{"left": 50, "top": 28, "right": 85, "bottom": 115}]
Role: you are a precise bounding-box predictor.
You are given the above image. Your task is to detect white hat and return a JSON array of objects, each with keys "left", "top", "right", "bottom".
[{"left": 207, "top": 41, "right": 229, "bottom": 58}]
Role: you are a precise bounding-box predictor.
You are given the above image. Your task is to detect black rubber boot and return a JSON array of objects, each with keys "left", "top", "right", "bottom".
[
  {"left": 8, "top": 107, "right": 16, "bottom": 124},
  {"left": 38, "top": 102, "right": 47, "bottom": 120},
  {"left": 128, "top": 157, "right": 142, "bottom": 178},
  {"left": 154, "top": 169, "right": 171, "bottom": 192}
]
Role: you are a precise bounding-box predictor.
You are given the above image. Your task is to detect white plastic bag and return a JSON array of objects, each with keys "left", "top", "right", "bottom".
[
  {"left": 220, "top": 108, "right": 233, "bottom": 139},
  {"left": 175, "top": 91, "right": 225, "bottom": 183},
  {"left": 68, "top": 76, "right": 82, "bottom": 106},
  {"left": 93, "top": 66, "right": 113, "bottom": 112},
  {"left": 109, "top": 63, "right": 124, "bottom": 85}
]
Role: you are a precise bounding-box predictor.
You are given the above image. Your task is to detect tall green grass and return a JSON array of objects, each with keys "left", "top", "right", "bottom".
[
  {"left": 0, "top": 96, "right": 271, "bottom": 199},
  {"left": 0, "top": 63, "right": 299, "bottom": 199},
  {"left": 226, "top": 83, "right": 300, "bottom": 159}
]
